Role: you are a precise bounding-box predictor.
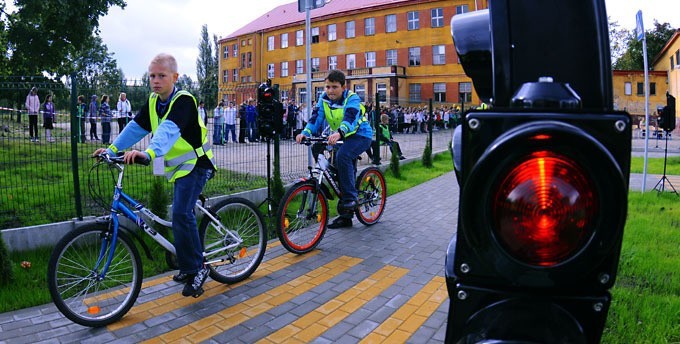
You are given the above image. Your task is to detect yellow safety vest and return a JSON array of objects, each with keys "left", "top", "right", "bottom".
[
  {"left": 321, "top": 91, "right": 366, "bottom": 137},
  {"left": 147, "top": 90, "right": 214, "bottom": 182}
]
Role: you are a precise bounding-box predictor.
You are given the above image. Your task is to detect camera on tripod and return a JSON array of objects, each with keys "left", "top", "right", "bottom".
[{"left": 256, "top": 80, "right": 283, "bottom": 139}]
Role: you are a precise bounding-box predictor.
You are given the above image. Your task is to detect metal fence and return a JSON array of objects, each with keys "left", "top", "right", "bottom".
[{"left": 0, "top": 78, "right": 453, "bottom": 230}]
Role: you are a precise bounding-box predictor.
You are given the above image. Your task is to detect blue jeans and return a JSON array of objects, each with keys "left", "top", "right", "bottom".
[
  {"left": 213, "top": 123, "right": 224, "bottom": 144},
  {"left": 247, "top": 121, "right": 258, "bottom": 141},
  {"left": 336, "top": 135, "right": 373, "bottom": 218},
  {"left": 172, "top": 167, "right": 213, "bottom": 275},
  {"left": 225, "top": 124, "right": 237, "bottom": 142}
]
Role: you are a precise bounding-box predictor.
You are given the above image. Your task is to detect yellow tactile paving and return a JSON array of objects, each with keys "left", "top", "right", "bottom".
[
  {"left": 360, "top": 276, "right": 448, "bottom": 344},
  {"left": 140, "top": 256, "right": 362, "bottom": 344},
  {"left": 258, "top": 265, "right": 409, "bottom": 344},
  {"left": 107, "top": 248, "right": 317, "bottom": 331}
]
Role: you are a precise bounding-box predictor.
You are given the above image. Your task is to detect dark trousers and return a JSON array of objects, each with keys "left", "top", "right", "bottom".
[
  {"left": 101, "top": 122, "right": 111, "bottom": 144},
  {"left": 28, "top": 114, "right": 38, "bottom": 138},
  {"left": 89, "top": 119, "right": 98, "bottom": 140}
]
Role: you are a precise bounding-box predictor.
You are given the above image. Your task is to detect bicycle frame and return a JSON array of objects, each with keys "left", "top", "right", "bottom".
[{"left": 96, "top": 158, "right": 244, "bottom": 278}]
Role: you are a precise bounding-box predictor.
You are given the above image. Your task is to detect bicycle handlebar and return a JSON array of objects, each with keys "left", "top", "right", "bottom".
[
  {"left": 95, "top": 152, "right": 151, "bottom": 166},
  {"left": 300, "top": 136, "right": 343, "bottom": 146}
]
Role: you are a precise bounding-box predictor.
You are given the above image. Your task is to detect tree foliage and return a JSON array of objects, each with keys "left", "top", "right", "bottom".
[
  {"left": 612, "top": 21, "right": 676, "bottom": 70},
  {"left": 196, "top": 24, "right": 218, "bottom": 109},
  {"left": 1, "top": 0, "right": 125, "bottom": 76}
]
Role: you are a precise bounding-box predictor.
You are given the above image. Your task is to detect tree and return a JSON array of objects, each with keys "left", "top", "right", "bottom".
[
  {"left": 196, "top": 24, "right": 218, "bottom": 109},
  {"left": 2, "top": 0, "right": 126, "bottom": 76},
  {"left": 64, "top": 36, "right": 122, "bottom": 98},
  {"left": 177, "top": 74, "right": 198, "bottom": 95},
  {"left": 609, "top": 19, "right": 630, "bottom": 67},
  {"left": 613, "top": 21, "right": 675, "bottom": 70}
]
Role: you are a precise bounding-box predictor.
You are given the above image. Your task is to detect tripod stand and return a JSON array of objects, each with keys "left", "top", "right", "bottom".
[{"left": 653, "top": 130, "right": 678, "bottom": 195}]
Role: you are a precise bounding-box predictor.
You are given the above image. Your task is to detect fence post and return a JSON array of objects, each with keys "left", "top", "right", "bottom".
[
  {"left": 428, "top": 98, "right": 434, "bottom": 145},
  {"left": 70, "top": 74, "right": 83, "bottom": 220},
  {"left": 372, "top": 92, "right": 381, "bottom": 165}
]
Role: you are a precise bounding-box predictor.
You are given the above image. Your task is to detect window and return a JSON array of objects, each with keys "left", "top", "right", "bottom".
[
  {"left": 241, "top": 76, "right": 247, "bottom": 83},
  {"left": 248, "top": 39, "right": 252, "bottom": 45},
  {"left": 328, "top": 56, "right": 338, "bottom": 70},
  {"left": 365, "top": 17, "right": 375, "bottom": 35},
  {"left": 312, "top": 27, "right": 320, "bottom": 44},
  {"left": 267, "top": 63, "right": 275, "bottom": 78},
  {"left": 408, "top": 11, "right": 419, "bottom": 30},
  {"left": 431, "top": 8, "right": 444, "bottom": 27},
  {"left": 365, "top": 51, "right": 376, "bottom": 68},
  {"left": 328, "top": 24, "right": 337, "bottom": 41},
  {"left": 409, "top": 83, "right": 422, "bottom": 102},
  {"left": 281, "top": 62, "right": 289, "bottom": 77},
  {"left": 637, "top": 82, "right": 644, "bottom": 95},
  {"left": 311, "top": 57, "right": 320, "bottom": 72},
  {"left": 354, "top": 85, "right": 366, "bottom": 102},
  {"left": 456, "top": 5, "right": 469, "bottom": 14},
  {"left": 247, "top": 52, "right": 252, "bottom": 68},
  {"left": 386, "top": 14, "right": 397, "bottom": 33},
  {"left": 433, "top": 45, "right": 446, "bottom": 65},
  {"left": 232, "top": 69, "right": 238, "bottom": 82},
  {"left": 241, "top": 40, "right": 246, "bottom": 46},
  {"left": 624, "top": 82, "right": 632, "bottom": 95},
  {"left": 223, "top": 45, "right": 229, "bottom": 59},
  {"left": 267, "top": 36, "right": 274, "bottom": 51},
  {"left": 672, "top": 56, "right": 675, "bottom": 70},
  {"left": 296, "top": 59, "right": 304, "bottom": 74},
  {"left": 232, "top": 44, "right": 238, "bottom": 57},
  {"left": 650, "top": 82, "right": 656, "bottom": 95},
  {"left": 676, "top": 50, "right": 680, "bottom": 69},
  {"left": 281, "top": 33, "right": 288, "bottom": 48},
  {"left": 280, "top": 90, "right": 289, "bottom": 102},
  {"left": 346, "top": 21, "right": 355, "bottom": 38},
  {"left": 377, "top": 83, "right": 387, "bottom": 102},
  {"left": 299, "top": 88, "right": 307, "bottom": 104},
  {"left": 222, "top": 70, "right": 228, "bottom": 83},
  {"left": 240, "top": 53, "right": 246, "bottom": 68},
  {"left": 434, "top": 83, "right": 446, "bottom": 102},
  {"left": 346, "top": 54, "right": 356, "bottom": 69},
  {"left": 296, "top": 30, "right": 304, "bottom": 46},
  {"left": 315, "top": 86, "right": 324, "bottom": 101},
  {"left": 386, "top": 49, "right": 398, "bottom": 65},
  {"left": 459, "top": 82, "right": 472, "bottom": 103},
  {"left": 409, "top": 47, "right": 421, "bottom": 66}
]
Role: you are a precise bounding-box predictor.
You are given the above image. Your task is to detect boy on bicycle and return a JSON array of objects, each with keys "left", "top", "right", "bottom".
[
  {"left": 93, "top": 53, "right": 216, "bottom": 298},
  {"left": 295, "top": 70, "right": 373, "bottom": 229}
]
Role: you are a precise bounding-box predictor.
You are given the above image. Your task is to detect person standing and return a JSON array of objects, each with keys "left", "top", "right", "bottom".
[
  {"left": 224, "top": 101, "right": 237, "bottom": 143},
  {"left": 198, "top": 101, "right": 207, "bottom": 126},
  {"left": 286, "top": 99, "right": 298, "bottom": 139},
  {"left": 89, "top": 95, "right": 99, "bottom": 141},
  {"left": 42, "top": 94, "right": 56, "bottom": 142},
  {"left": 77, "top": 95, "right": 87, "bottom": 143},
  {"left": 296, "top": 69, "right": 373, "bottom": 229},
  {"left": 116, "top": 92, "right": 132, "bottom": 133},
  {"left": 212, "top": 102, "right": 224, "bottom": 145},
  {"left": 100, "top": 95, "right": 112, "bottom": 145},
  {"left": 245, "top": 99, "right": 258, "bottom": 142},
  {"left": 237, "top": 101, "right": 247, "bottom": 143},
  {"left": 93, "top": 53, "right": 216, "bottom": 298},
  {"left": 25, "top": 87, "right": 40, "bottom": 142}
]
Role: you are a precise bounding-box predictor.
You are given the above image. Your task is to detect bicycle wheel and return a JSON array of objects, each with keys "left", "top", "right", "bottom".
[
  {"left": 277, "top": 180, "right": 328, "bottom": 254},
  {"left": 199, "top": 197, "right": 266, "bottom": 284},
  {"left": 47, "top": 223, "right": 143, "bottom": 327},
  {"left": 355, "top": 167, "right": 387, "bottom": 226}
]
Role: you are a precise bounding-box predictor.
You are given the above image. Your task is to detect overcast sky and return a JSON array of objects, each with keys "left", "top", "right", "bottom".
[{"left": 8, "top": 1, "right": 680, "bottom": 80}]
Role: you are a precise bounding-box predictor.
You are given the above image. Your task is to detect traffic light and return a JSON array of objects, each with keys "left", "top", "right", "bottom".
[
  {"left": 659, "top": 92, "right": 676, "bottom": 132},
  {"left": 445, "top": 0, "right": 631, "bottom": 343},
  {"left": 257, "top": 82, "right": 283, "bottom": 138}
]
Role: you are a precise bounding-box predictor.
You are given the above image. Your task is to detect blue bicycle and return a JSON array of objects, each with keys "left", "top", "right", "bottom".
[{"left": 47, "top": 152, "right": 266, "bottom": 327}]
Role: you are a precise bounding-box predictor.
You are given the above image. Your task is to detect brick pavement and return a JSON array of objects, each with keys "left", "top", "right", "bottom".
[{"left": 0, "top": 172, "right": 460, "bottom": 344}]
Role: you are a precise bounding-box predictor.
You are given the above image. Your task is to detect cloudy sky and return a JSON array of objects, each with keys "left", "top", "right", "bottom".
[{"left": 9, "top": 0, "right": 680, "bottom": 80}]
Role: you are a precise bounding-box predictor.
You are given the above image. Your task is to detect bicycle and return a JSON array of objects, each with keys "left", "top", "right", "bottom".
[
  {"left": 47, "top": 152, "right": 267, "bottom": 327},
  {"left": 276, "top": 136, "right": 387, "bottom": 254}
]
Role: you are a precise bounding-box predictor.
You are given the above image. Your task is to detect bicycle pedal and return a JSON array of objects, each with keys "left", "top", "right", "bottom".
[{"left": 192, "top": 288, "right": 205, "bottom": 298}]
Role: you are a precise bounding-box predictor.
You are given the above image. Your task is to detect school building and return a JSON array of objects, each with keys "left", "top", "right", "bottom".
[{"left": 216, "top": 0, "right": 488, "bottom": 107}]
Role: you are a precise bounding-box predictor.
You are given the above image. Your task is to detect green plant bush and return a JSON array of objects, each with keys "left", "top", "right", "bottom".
[{"left": 0, "top": 232, "right": 13, "bottom": 286}]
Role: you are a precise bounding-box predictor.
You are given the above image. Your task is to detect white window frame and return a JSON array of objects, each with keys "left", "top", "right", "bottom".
[
  {"left": 281, "top": 61, "right": 289, "bottom": 77},
  {"left": 296, "top": 59, "right": 304, "bottom": 74},
  {"left": 328, "top": 56, "right": 338, "bottom": 70},
  {"left": 267, "top": 36, "right": 274, "bottom": 51},
  {"left": 386, "top": 49, "right": 397, "bottom": 65},
  {"left": 434, "top": 82, "right": 446, "bottom": 102},
  {"left": 407, "top": 11, "right": 419, "bottom": 30},
  {"left": 222, "top": 70, "right": 228, "bottom": 83},
  {"left": 311, "top": 57, "right": 320, "bottom": 72},
  {"left": 431, "top": 8, "right": 444, "bottom": 27},
  {"left": 312, "top": 27, "right": 320, "bottom": 44},
  {"left": 409, "top": 47, "right": 421, "bottom": 66},
  {"left": 365, "top": 17, "right": 375, "bottom": 36},
  {"left": 267, "top": 63, "right": 275, "bottom": 78},
  {"left": 346, "top": 21, "right": 355, "bottom": 38},
  {"left": 386, "top": 14, "right": 397, "bottom": 33},
  {"left": 346, "top": 54, "right": 356, "bottom": 69},
  {"left": 377, "top": 83, "right": 387, "bottom": 102},
  {"left": 328, "top": 24, "right": 337, "bottom": 41},
  {"left": 281, "top": 33, "right": 288, "bottom": 48},
  {"left": 365, "top": 51, "right": 376, "bottom": 68},
  {"left": 456, "top": 5, "right": 469, "bottom": 14},
  {"left": 410, "top": 83, "right": 422, "bottom": 103},
  {"left": 296, "top": 30, "right": 304, "bottom": 46},
  {"left": 433, "top": 45, "right": 446, "bottom": 65},
  {"left": 223, "top": 45, "right": 229, "bottom": 59}
]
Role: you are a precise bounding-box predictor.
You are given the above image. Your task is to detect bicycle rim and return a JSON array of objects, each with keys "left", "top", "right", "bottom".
[
  {"left": 47, "top": 224, "right": 142, "bottom": 327},
  {"left": 278, "top": 182, "right": 328, "bottom": 254},
  {"left": 355, "top": 167, "right": 387, "bottom": 225},
  {"left": 201, "top": 197, "right": 266, "bottom": 284}
]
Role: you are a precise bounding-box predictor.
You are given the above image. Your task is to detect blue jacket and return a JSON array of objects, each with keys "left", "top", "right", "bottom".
[{"left": 302, "top": 89, "right": 372, "bottom": 139}]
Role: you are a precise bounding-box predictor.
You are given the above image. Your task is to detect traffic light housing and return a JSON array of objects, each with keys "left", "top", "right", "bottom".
[
  {"left": 257, "top": 82, "right": 283, "bottom": 138},
  {"left": 445, "top": 0, "right": 631, "bottom": 342},
  {"left": 659, "top": 92, "right": 676, "bottom": 132}
]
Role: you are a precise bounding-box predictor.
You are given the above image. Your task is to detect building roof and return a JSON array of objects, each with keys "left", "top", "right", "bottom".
[
  {"left": 222, "top": 0, "right": 416, "bottom": 41},
  {"left": 652, "top": 29, "right": 680, "bottom": 68}
]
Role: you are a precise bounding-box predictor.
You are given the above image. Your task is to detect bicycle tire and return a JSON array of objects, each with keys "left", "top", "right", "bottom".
[
  {"left": 199, "top": 197, "right": 266, "bottom": 284},
  {"left": 355, "top": 167, "right": 387, "bottom": 226},
  {"left": 277, "top": 180, "right": 329, "bottom": 254},
  {"left": 47, "top": 223, "right": 143, "bottom": 327}
]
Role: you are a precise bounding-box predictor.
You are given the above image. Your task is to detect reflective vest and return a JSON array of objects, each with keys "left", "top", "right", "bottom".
[
  {"left": 148, "top": 90, "right": 214, "bottom": 182},
  {"left": 321, "top": 90, "right": 367, "bottom": 137}
]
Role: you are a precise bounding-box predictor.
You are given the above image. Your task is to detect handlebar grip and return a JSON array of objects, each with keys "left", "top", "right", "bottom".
[{"left": 135, "top": 157, "right": 150, "bottom": 166}]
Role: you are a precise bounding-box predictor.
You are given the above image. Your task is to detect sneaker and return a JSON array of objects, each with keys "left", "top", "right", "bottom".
[
  {"left": 182, "top": 265, "right": 210, "bottom": 298},
  {"left": 399, "top": 155, "right": 406, "bottom": 160},
  {"left": 328, "top": 216, "right": 353, "bottom": 229},
  {"left": 172, "top": 272, "right": 190, "bottom": 283},
  {"left": 338, "top": 200, "right": 357, "bottom": 212}
]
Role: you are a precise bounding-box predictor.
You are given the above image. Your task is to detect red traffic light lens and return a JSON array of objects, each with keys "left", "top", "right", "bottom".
[{"left": 492, "top": 150, "right": 597, "bottom": 267}]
